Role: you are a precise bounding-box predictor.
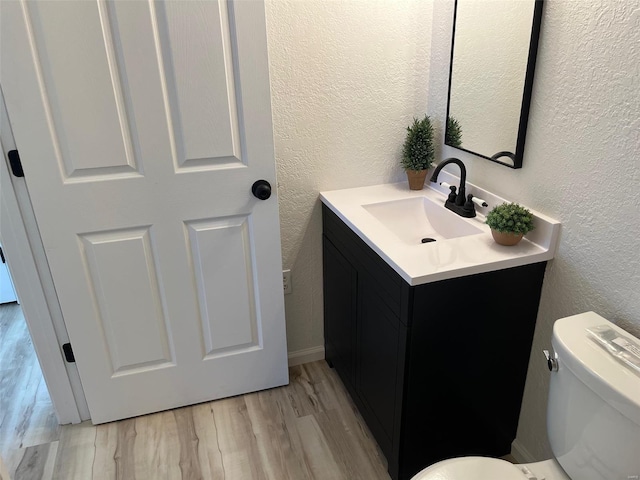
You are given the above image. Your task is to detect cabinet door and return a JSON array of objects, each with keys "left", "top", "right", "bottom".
[
  {"left": 356, "top": 276, "right": 404, "bottom": 457},
  {"left": 323, "top": 236, "right": 357, "bottom": 387}
]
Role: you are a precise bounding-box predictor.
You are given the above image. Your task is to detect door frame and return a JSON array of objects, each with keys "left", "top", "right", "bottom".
[{"left": 0, "top": 88, "right": 87, "bottom": 424}]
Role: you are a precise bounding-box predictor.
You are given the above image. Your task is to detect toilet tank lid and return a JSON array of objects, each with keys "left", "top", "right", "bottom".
[{"left": 553, "top": 312, "right": 640, "bottom": 426}]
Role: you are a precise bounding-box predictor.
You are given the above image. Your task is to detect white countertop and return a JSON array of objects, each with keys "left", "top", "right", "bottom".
[{"left": 320, "top": 172, "right": 561, "bottom": 286}]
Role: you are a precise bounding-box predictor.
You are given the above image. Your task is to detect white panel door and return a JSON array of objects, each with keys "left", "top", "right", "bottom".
[{"left": 1, "top": 0, "right": 288, "bottom": 424}]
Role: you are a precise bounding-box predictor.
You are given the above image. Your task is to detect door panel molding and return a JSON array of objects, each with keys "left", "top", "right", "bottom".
[
  {"left": 24, "top": 1, "right": 142, "bottom": 182},
  {"left": 153, "top": 0, "right": 244, "bottom": 172},
  {"left": 79, "top": 226, "right": 175, "bottom": 375},
  {"left": 185, "top": 215, "right": 261, "bottom": 359}
]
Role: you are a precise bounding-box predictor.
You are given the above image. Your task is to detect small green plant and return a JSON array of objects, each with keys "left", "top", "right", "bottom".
[
  {"left": 485, "top": 203, "right": 535, "bottom": 235},
  {"left": 446, "top": 116, "right": 463, "bottom": 148},
  {"left": 401, "top": 115, "right": 435, "bottom": 171}
]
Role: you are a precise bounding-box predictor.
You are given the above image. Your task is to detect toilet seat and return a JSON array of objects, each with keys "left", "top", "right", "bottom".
[{"left": 411, "top": 456, "right": 529, "bottom": 480}]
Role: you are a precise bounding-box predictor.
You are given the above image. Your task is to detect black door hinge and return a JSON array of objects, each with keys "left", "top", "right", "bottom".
[
  {"left": 8, "top": 150, "right": 24, "bottom": 177},
  {"left": 0, "top": 247, "right": 5, "bottom": 264},
  {"left": 62, "top": 343, "right": 75, "bottom": 363}
]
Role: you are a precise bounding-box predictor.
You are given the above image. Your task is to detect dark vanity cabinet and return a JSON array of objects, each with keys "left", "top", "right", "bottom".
[{"left": 322, "top": 204, "right": 547, "bottom": 480}]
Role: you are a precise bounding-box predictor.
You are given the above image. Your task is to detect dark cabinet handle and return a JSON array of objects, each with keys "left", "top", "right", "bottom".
[{"left": 252, "top": 180, "right": 271, "bottom": 200}]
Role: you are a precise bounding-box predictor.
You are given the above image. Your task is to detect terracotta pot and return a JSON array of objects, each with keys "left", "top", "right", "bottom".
[
  {"left": 491, "top": 229, "right": 524, "bottom": 246},
  {"left": 406, "top": 169, "right": 428, "bottom": 190}
]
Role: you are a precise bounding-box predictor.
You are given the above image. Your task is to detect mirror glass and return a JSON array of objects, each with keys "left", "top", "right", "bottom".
[{"left": 445, "top": 0, "right": 543, "bottom": 168}]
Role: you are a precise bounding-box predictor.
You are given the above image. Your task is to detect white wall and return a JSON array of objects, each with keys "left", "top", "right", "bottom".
[
  {"left": 428, "top": 0, "right": 640, "bottom": 461},
  {"left": 265, "top": 0, "right": 432, "bottom": 355},
  {"left": 266, "top": 0, "right": 640, "bottom": 461}
]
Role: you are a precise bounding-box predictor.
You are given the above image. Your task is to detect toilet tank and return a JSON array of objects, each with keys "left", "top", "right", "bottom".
[{"left": 547, "top": 312, "right": 640, "bottom": 480}]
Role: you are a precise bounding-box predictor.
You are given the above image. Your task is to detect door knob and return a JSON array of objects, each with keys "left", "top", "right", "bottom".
[{"left": 252, "top": 180, "right": 271, "bottom": 200}]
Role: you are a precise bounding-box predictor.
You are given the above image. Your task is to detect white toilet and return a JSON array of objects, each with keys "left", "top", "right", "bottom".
[{"left": 412, "top": 311, "right": 640, "bottom": 480}]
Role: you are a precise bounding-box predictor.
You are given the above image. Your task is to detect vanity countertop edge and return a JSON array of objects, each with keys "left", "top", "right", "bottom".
[{"left": 320, "top": 171, "right": 561, "bottom": 287}]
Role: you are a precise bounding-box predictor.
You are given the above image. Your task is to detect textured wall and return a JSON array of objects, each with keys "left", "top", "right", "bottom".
[
  {"left": 265, "top": 0, "right": 432, "bottom": 354},
  {"left": 428, "top": 0, "right": 640, "bottom": 461},
  {"left": 266, "top": 0, "right": 640, "bottom": 462}
]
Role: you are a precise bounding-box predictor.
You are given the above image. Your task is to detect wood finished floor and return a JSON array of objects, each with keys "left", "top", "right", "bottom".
[
  {"left": 0, "top": 303, "right": 391, "bottom": 480},
  {"left": 0, "top": 303, "right": 59, "bottom": 480}
]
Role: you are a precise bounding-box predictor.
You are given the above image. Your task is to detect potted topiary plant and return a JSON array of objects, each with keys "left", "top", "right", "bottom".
[
  {"left": 446, "top": 116, "right": 463, "bottom": 148},
  {"left": 401, "top": 115, "right": 435, "bottom": 190},
  {"left": 485, "top": 202, "right": 535, "bottom": 246}
]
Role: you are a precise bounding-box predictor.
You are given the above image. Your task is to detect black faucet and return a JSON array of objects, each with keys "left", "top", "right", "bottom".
[{"left": 429, "top": 158, "right": 476, "bottom": 218}]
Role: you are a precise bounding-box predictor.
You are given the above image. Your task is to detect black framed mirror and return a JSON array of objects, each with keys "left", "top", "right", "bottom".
[{"left": 445, "top": 0, "right": 544, "bottom": 168}]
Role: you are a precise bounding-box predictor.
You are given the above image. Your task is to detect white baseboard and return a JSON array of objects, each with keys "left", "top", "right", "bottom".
[
  {"left": 288, "top": 346, "right": 325, "bottom": 367},
  {"left": 511, "top": 439, "right": 536, "bottom": 463}
]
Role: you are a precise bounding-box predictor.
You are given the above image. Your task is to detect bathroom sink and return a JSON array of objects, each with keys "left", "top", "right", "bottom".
[
  {"left": 362, "top": 197, "right": 482, "bottom": 245},
  {"left": 320, "top": 178, "right": 560, "bottom": 286}
]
